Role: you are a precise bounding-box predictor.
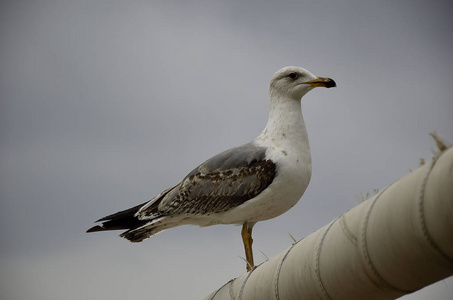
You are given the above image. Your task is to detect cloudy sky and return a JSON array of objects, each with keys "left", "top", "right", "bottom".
[{"left": 1, "top": 1, "right": 452, "bottom": 299}]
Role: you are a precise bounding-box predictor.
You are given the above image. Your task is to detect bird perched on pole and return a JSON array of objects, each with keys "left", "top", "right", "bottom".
[{"left": 87, "top": 66, "right": 336, "bottom": 271}]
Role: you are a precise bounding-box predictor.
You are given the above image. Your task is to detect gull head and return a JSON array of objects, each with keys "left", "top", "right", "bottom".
[{"left": 269, "top": 66, "right": 336, "bottom": 100}]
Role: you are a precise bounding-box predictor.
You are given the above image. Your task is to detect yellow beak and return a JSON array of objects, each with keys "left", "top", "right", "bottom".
[{"left": 306, "top": 77, "right": 336, "bottom": 88}]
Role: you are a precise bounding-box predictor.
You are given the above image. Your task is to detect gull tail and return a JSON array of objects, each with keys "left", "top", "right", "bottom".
[
  {"left": 118, "top": 217, "right": 178, "bottom": 242},
  {"left": 86, "top": 201, "right": 178, "bottom": 243},
  {"left": 87, "top": 187, "right": 179, "bottom": 242}
]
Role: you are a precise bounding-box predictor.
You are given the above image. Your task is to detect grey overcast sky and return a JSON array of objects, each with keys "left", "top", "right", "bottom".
[{"left": 1, "top": 1, "right": 452, "bottom": 299}]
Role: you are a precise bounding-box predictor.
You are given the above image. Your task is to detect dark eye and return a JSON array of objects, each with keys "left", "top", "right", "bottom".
[{"left": 288, "top": 72, "right": 298, "bottom": 79}]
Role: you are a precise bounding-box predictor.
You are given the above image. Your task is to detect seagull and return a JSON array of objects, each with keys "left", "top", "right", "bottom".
[{"left": 87, "top": 66, "right": 336, "bottom": 271}]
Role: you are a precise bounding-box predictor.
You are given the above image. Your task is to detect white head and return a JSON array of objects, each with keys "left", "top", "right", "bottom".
[{"left": 269, "top": 66, "right": 336, "bottom": 100}]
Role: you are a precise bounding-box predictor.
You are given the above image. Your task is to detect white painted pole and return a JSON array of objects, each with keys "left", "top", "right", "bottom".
[{"left": 201, "top": 138, "right": 453, "bottom": 300}]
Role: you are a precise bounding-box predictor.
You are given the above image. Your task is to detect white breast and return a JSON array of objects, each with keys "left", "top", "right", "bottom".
[{"left": 207, "top": 97, "right": 312, "bottom": 225}]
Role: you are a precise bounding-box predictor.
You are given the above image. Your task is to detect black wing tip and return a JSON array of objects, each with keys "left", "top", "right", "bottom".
[
  {"left": 95, "top": 216, "right": 110, "bottom": 222},
  {"left": 86, "top": 225, "right": 105, "bottom": 233},
  {"left": 86, "top": 201, "right": 150, "bottom": 234}
]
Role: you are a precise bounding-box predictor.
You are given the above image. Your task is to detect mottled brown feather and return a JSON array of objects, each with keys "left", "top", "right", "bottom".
[{"left": 151, "top": 159, "right": 276, "bottom": 216}]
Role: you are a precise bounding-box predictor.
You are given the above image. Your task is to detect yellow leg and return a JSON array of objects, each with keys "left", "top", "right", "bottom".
[{"left": 241, "top": 222, "right": 255, "bottom": 271}]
